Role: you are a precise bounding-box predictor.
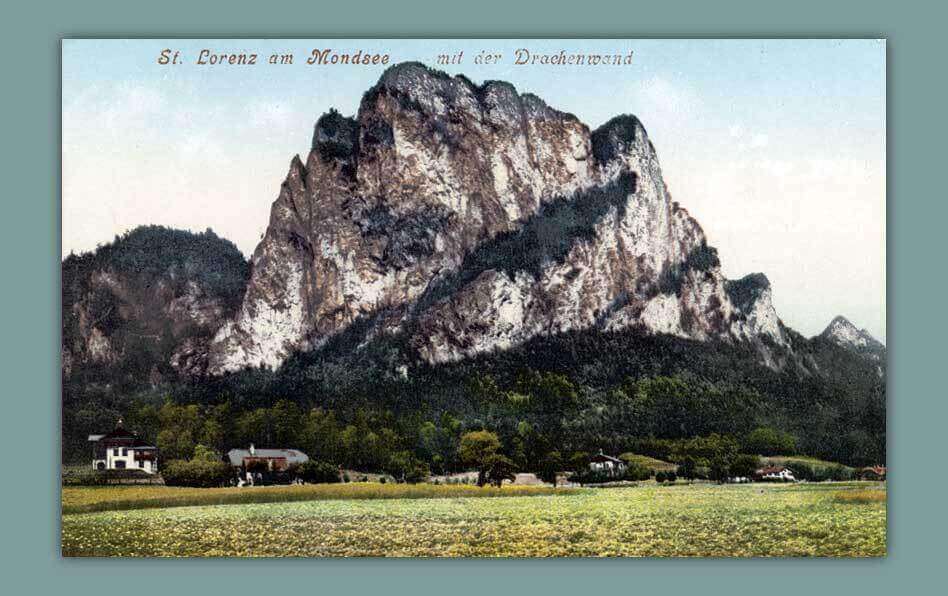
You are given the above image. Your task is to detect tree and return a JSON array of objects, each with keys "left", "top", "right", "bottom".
[
  {"left": 296, "top": 460, "right": 341, "bottom": 484},
  {"left": 486, "top": 454, "right": 517, "bottom": 487},
  {"left": 155, "top": 402, "right": 202, "bottom": 461},
  {"left": 234, "top": 408, "right": 272, "bottom": 448},
  {"left": 568, "top": 451, "right": 590, "bottom": 475},
  {"left": 269, "top": 399, "right": 303, "bottom": 447},
  {"left": 709, "top": 455, "right": 731, "bottom": 483},
  {"left": 403, "top": 459, "right": 431, "bottom": 484},
  {"left": 514, "top": 371, "right": 579, "bottom": 447},
  {"left": 301, "top": 408, "right": 342, "bottom": 465},
  {"left": 743, "top": 427, "right": 796, "bottom": 456},
  {"left": 537, "top": 450, "right": 562, "bottom": 487},
  {"left": 386, "top": 450, "right": 430, "bottom": 484},
  {"left": 630, "top": 376, "right": 693, "bottom": 438},
  {"left": 729, "top": 454, "right": 761, "bottom": 478},
  {"left": 199, "top": 419, "right": 224, "bottom": 454},
  {"left": 670, "top": 433, "right": 740, "bottom": 468},
  {"left": 676, "top": 457, "right": 697, "bottom": 480},
  {"left": 191, "top": 444, "right": 220, "bottom": 462},
  {"left": 460, "top": 430, "right": 502, "bottom": 487}
]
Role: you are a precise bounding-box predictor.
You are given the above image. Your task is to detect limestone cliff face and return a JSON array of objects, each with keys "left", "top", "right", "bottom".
[{"left": 208, "top": 62, "right": 790, "bottom": 373}]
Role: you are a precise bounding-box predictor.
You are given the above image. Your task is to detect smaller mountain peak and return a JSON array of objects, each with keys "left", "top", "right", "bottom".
[
  {"left": 829, "top": 315, "right": 853, "bottom": 328},
  {"left": 821, "top": 316, "right": 885, "bottom": 353},
  {"left": 824, "top": 315, "right": 862, "bottom": 338}
]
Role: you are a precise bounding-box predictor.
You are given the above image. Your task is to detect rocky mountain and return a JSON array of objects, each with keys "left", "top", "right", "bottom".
[
  {"left": 61, "top": 226, "right": 249, "bottom": 382},
  {"left": 819, "top": 316, "right": 886, "bottom": 363},
  {"left": 205, "top": 62, "right": 794, "bottom": 374}
]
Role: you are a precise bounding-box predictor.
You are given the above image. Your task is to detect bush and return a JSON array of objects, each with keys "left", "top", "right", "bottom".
[
  {"left": 665, "top": 471, "right": 677, "bottom": 483},
  {"left": 62, "top": 468, "right": 158, "bottom": 486},
  {"left": 403, "top": 461, "right": 431, "bottom": 484},
  {"left": 62, "top": 469, "right": 110, "bottom": 486},
  {"left": 729, "top": 454, "right": 761, "bottom": 478},
  {"left": 569, "top": 469, "right": 612, "bottom": 486},
  {"left": 655, "top": 471, "right": 667, "bottom": 483},
  {"left": 386, "top": 451, "right": 430, "bottom": 484},
  {"left": 623, "top": 462, "right": 652, "bottom": 481},
  {"left": 297, "top": 461, "right": 341, "bottom": 484},
  {"left": 676, "top": 457, "right": 697, "bottom": 480},
  {"left": 162, "top": 459, "right": 233, "bottom": 488},
  {"left": 813, "top": 464, "right": 854, "bottom": 482},
  {"left": 785, "top": 462, "right": 814, "bottom": 481}
]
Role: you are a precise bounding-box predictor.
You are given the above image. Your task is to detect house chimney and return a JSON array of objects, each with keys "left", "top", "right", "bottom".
[{"left": 249, "top": 443, "right": 255, "bottom": 456}]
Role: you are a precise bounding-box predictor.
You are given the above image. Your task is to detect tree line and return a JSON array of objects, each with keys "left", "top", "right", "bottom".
[{"left": 103, "top": 372, "right": 829, "bottom": 485}]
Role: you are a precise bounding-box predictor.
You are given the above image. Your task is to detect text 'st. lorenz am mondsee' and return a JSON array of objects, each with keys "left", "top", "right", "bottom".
[{"left": 157, "top": 47, "right": 635, "bottom": 67}]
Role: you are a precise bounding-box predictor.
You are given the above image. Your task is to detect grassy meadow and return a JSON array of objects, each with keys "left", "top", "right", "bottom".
[
  {"left": 61, "top": 482, "right": 561, "bottom": 515},
  {"left": 61, "top": 482, "right": 886, "bottom": 557}
]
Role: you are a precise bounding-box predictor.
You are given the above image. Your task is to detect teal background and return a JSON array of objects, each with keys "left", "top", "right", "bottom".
[{"left": 1, "top": 0, "right": 941, "bottom": 593}]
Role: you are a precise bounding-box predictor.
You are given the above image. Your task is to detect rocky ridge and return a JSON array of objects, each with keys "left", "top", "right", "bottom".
[{"left": 206, "top": 62, "right": 794, "bottom": 373}]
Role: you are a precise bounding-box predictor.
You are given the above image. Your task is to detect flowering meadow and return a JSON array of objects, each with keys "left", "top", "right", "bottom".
[{"left": 61, "top": 482, "right": 885, "bottom": 557}]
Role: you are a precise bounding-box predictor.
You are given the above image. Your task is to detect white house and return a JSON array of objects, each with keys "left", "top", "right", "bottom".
[
  {"left": 755, "top": 465, "right": 796, "bottom": 482},
  {"left": 588, "top": 450, "right": 627, "bottom": 478},
  {"left": 89, "top": 419, "right": 159, "bottom": 474}
]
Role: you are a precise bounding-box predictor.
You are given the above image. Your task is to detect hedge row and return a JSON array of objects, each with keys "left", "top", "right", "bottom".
[{"left": 162, "top": 460, "right": 233, "bottom": 488}]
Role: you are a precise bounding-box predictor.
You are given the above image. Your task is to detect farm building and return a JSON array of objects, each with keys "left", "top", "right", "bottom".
[
  {"left": 88, "top": 419, "right": 159, "bottom": 474},
  {"left": 226, "top": 444, "right": 309, "bottom": 472},
  {"left": 588, "top": 450, "right": 627, "bottom": 477},
  {"left": 857, "top": 465, "right": 886, "bottom": 481},
  {"left": 755, "top": 465, "right": 796, "bottom": 482}
]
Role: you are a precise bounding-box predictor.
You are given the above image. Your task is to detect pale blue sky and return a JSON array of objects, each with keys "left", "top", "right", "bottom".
[{"left": 62, "top": 39, "right": 885, "bottom": 340}]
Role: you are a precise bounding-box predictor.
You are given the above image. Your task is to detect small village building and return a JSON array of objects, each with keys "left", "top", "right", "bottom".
[
  {"left": 755, "top": 465, "right": 796, "bottom": 482},
  {"left": 88, "top": 419, "right": 159, "bottom": 474},
  {"left": 226, "top": 444, "right": 309, "bottom": 472},
  {"left": 857, "top": 465, "right": 886, "bottom": 481},
  {"left": 588, "top": 450, "right": 627, "bottom": 478}
]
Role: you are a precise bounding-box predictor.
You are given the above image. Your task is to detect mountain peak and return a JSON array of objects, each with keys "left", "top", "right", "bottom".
[
  {"left": 203, "top": 65, "right": 800, "bottom": 373},
  {"left": 821, "top": 316, "right": 885, "bottom": 356}
]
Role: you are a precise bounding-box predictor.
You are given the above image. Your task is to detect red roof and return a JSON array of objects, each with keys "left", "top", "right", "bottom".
[{"left": 589, "top": 451, "right": 624, "bottom": 464}]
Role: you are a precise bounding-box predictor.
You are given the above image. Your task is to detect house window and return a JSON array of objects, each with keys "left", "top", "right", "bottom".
[
  {"left": 115, "top": 460, "right": 126, "bottom": 469},
  {"left": 122, "top": 448, "right": 128, "bottom": 456},
  {"left": 113, "top": 448, "right": 119, "bottom": 456}
]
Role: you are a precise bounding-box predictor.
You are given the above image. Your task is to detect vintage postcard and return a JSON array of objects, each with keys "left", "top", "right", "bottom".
[{"left": 61, "top": 39, "right": 886, "bottom": 557}]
